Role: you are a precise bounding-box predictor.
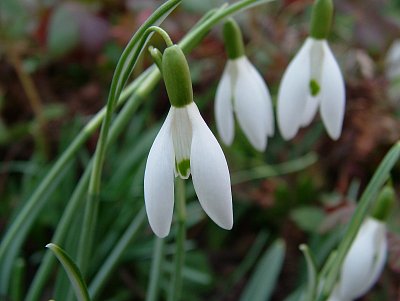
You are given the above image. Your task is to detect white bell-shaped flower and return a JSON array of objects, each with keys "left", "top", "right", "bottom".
[
  {"left": 215, "top": 18, "right": 274, "bottom": 151},
  {"left": 277, "top": 0, "right": 345, "bottom": 140},
  {"left": 277, "top": 38, "right": 345, "bottom": 140},
  {"left": 335, "top": 217, "right": 387, "bottom": 300},
  {"left": 215, "top": 56, "right": 274, "bottom": 151},
  {"left": 144, "top": 45, "right": 233, "bottom": 238}
]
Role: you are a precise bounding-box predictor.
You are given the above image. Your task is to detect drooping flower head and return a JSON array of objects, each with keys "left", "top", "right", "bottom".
[
  {"left": 144, "top": 45, "right": 233, "bottom": 237},
  {"left": 215, "top": 18, "right": 274, "bottom": 151},
  {"left": 277, "top": 0, "right": 345, "bottom": 140},
  {"left": 326, "top": 185, "right": 395, "bottom": 301}
]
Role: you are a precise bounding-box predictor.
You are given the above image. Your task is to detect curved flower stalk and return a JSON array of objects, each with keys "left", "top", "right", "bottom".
[
  {"left": 215, "top": 18, "right": 274, "bottom": 151},
  {"left": 277, "top": 0, "right": 345, "bottom": 140},
  {"left": 326, "top": 217, "right": 387, "bottom": 301},
  {"left": 144, "top": 45, "right": 233, "bottom": 237}
]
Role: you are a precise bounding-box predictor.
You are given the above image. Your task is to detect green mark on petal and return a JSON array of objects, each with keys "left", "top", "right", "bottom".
[
  {"left": 176, "top": 159, "right": 190, "bottom": 179},
  {"left": 309, "top": 79, "right": 320, "bottom": 96}
]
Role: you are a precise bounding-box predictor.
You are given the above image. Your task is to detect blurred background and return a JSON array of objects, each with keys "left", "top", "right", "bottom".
[{"left": 1, "top": 0, "right": 400, "bottom": 300}]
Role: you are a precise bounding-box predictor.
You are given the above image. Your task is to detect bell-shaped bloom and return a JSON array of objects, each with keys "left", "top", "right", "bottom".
[
  {"left": 215, "top": 56, "right": 274, "bottom": 151},
  {"left": 144, "top": 101, "right": 233, "bottom": 238},
  {"left": 328, "top": 217, "right": 387, "bottom": 301},
  {"left": 277, "top": 37, "right": 345, "bottom": 140}
]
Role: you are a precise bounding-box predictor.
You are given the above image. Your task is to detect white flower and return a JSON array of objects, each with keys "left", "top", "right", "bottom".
[
  {"left": 333, "top": 217, "right": 387, "bottom": 300},
  {"left": 277, "top": 37, "right": 345, "bottom": 140},
  {"left": 144, "top": 102, "right": 233, "bottom": 238},
  {"left": 215, "top": 56, "right": 274, "bottom": 151}
]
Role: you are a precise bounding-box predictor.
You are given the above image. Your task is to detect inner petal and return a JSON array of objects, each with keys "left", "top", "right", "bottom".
[
  {"left": 171, "top": 107, "right": 193, "bottom": 179},
  {"left": 309, "top": 40, "right": 325, "bottom": 97}
]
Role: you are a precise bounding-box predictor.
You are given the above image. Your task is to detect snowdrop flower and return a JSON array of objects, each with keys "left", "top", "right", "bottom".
[
  {"left": 144, "top": 45, "right": 233, "bottom": 238},
  {"left": 325, "top": 186, "right": 394, "bottom": 301},
  {"left": 333, "top": 217, "right": 387, "bottom": 300},
  {"left": 277, "top": 0, "right": 345, "bottom": 140},
  {"left": 215, "top": 18, "right": 274, "bottom": 151}
]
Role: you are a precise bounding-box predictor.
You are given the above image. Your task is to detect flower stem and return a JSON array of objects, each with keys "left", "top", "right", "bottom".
[
  {"left": 146, "top": 238, "right": 166, "bottom": 301},
  {"left": 169, "top": 178, "right": 186, "bottom": 301},
  {"left": 147, "top": 26, "right": 174, "bottom": 47}
]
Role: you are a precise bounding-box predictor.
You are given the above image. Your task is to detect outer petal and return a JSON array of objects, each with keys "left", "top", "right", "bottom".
[
  {"left": 356, "top": 220, "right": 387, "bottom": 298},
  {"left": 233, "top": 57, "right": 272, "bottom": 151},
  {"left": 338, "top": 218, "right": 387, "bottom": 300},
  {"left": 277, "top": 38, "right": 313, "bottom": 140},
  {"left": 144, "top": 110, "right": 175, "bottom": 238},
  {"left": 215, "top": 62, "right": 235, "bottom": 146},
  {"left": 187, "top": 102, "right": 233, "bottom": 230},
  {"left": 320, "top": 42, "right": 346, "bottom": 140}
]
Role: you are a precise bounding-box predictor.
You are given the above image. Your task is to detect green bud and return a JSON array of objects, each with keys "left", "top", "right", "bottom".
[
  {"left": 162, "top": 45, "right": 193, "bottom": 108},
  {"left": 310, "top": 0, "right": 333, "bottom": 40},
  {"left": 371, "top": 184, "right": 396, "bottom": 222},
  {"left": 223, "top": 18, "right": 245, "bottom": 60}
]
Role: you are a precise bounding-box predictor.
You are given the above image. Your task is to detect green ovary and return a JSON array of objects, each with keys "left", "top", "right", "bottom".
[
  {"left": 309, "top": 79, "right": 320, "bottom": 97},
  {"left": 176, "top": 159, "right": 190, "bottom": 178}
]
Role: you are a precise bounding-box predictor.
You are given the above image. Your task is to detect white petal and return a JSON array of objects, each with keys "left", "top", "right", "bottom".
[
  {"left": 171, "top": 106, "right": 192, "bottom": 179},
  {"left": 233, "top": 57, "right": 272, "bottom": 151},
  {"left": 215, "top": 62, "right": 235, "bottom": 146},
  {"left": 300, "top": 95, "right": 319, "bottom": 127},
  {"left": 144, "top": 110, "right": 175, "bottom": 238},
  {"left": 246, "top": 57, "right": 275, "bottom": 137},
  {"left": 187, "top": 102, "right": 233, "bottom": 230},
  {"left": 277, "top": 38, "right": 313, "bottom": 140},
  {"left": 320, "top": 42, "right": 346, "bottom": 140},
  {"left": 356, "top": 219, "right": 387, "bottom": 298},
  {"left": 338, "top": 218, "right": 387, "bottom": 300}
]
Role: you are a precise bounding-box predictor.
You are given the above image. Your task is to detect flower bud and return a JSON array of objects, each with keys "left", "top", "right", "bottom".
[
  {"left": 223, "top": 18, "right": 245, "bottom": 60},
  {"left": 337, "top": 217, "right": 387, "bottom": 300},
  {"left": 162, "top": 45, "right": 193, "bottom": 107},
  {"left": 310, "top": 0, "right": 333, "bottom": 40}
]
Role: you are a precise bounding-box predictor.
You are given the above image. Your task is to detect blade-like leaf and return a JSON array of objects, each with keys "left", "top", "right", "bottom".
[
  {"left": 300, "top": 244, "right": 318, "bottom": 301},
  {"left": 240, "top": 239, "right": 286, "bottom": 301},
  {"left": 46, "top": 243, "right": 90, "bottom": 301}
]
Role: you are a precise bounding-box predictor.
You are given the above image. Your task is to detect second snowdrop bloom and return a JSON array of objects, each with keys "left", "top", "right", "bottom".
[
  {"left": 277, "top": 0, "right": 345, "bottom": 140},
  {"left": 144, "top": 45, "right": 233, "bottom": 238},
  {"left": 215, "top": 19, "right": 274, "bottom": 151},
  {"left": 334, "top": 217, "right": 387, "bottom": 300}
]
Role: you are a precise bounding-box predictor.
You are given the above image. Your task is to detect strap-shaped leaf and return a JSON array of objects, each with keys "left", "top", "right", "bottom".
[
  {"left": 46, "top": 243, "right": 90, "bottom": 301},
  {"left": 300, "top": 244, "right": 318, "bottom": 301},
  {"left": 240, "top": 239, "right": 286, "bottom": 301}
]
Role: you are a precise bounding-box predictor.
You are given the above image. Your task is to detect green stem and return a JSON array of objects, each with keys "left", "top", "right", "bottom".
[
  {"left": 147, "top": 26, "right": 174, "bottom": 47},
  {"left": 168, "top": 179, "right": 186, "bottom": 301},
  {"left": 146, "top": 238, "right": 166, "bottom": 301}
]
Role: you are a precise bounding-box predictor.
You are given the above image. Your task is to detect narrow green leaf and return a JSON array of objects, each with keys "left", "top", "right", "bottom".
[
  {"left": 46, "top": 243, "right": 90, "bottom": 301},
  {"left": 300, "top": 244, "right": 318, "bottom": 301},
  {"left": 240, "top": 239, "right": 286, "bottom": 301}
]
